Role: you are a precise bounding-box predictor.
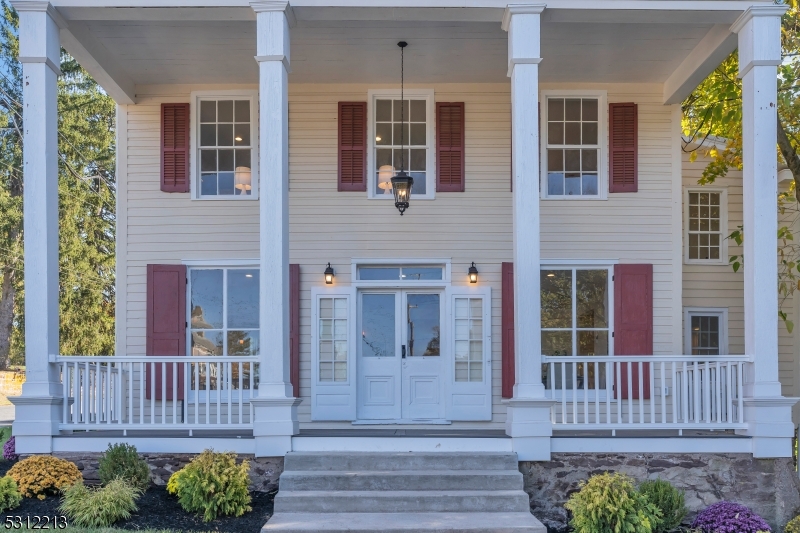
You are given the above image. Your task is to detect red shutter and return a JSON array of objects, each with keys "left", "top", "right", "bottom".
[
  {"left": 338, "top": 102, "right": 367, "bottom": 191},
  {"left": 161, "top": 104, "right": 190, "bottom": 193},
  {"left": 290, "top": 263, "right": 300, "bottom": 398},
  {"left": 146, "top": 264, "right": 186, "bottom": 400},
  {"left": 437, "top": 102, "right": 465, "bottom": 192},
  {"left": 614, "top": 264, "right": 652, "bottom": 400},
  {"left": 608, "top": 103, "right": 638, "bottom": 193},
  {"left": 502, "top": 262, "right": 515, "bottom": 399}
]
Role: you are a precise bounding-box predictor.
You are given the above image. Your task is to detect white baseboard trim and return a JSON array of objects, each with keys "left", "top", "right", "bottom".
[
  {"left": 291, "top": 436, "right": 514, "bottom": 453},
  {"left": 52, "top": 437, "right": 256, "bottom": 454},
  {"left": 551, "top": 437, "right": 752, "bottom": 454}
]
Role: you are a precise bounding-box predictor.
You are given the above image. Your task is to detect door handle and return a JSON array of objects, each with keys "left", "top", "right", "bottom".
[{"left": 401, "top": 345, "right": 406, "bottom": 358}]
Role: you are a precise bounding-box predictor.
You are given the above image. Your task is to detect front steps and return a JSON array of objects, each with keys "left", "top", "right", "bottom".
[{"left": 263, "top": 452, "right": 545, "bottom": 533}]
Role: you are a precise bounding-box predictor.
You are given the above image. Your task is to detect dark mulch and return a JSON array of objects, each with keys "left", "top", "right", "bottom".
[{"left": 0, "top": 460, "right": 275, "bottom": 533}]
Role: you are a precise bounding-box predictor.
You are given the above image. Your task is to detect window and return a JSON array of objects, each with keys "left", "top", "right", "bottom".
[
  {"left": 542, "top": 91, "right": 606, "bottom": 199},
  {"left": 541, "top": 267, "right": 611, "bottom": 391},
  {"left": 192, "top": 91, "right": 258, "bottom": 199},
  {"left": 685, "top": 189, "right": 727, "bottom": 263},
  {"left": 368, "top": 90, "right": 435, "bottom": 199},
  {"left": 357, "top": 265, "right": 443, "bottom": 281},
  {"left": 318, "top": 297, "right": 348, "bottom": 382},
  {"left": 454, "top": 297, "right": 483, "bottom": 382},
  {"left": 189, "top": 268, "right": 259, "bottom": 357},
  {"left": 684, "top": 308, "right": 728, "bottom": 355}
]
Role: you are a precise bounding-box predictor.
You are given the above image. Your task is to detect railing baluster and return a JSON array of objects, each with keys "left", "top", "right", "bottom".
[
  {"left": 737, "top": 363, "right": 744, "bottom": 423},
  {"left": 571, "top": 361, "right": 577, "bottom": 424},
  {"left": 616, "top": 362, "right": 622, "bottom": 424},
  {"left": 714, "top": 361, "right": 721, "bottom": 424},
  {"left": 660, "top": 362, "right": 666, "bottom": 424},
  {"left": 249, "top": 362, "right": 254, "bottom": 424},
  {"left": 205, "top": 362, "right": 210, "bottom": 425},
  {"left": 139, "top": 362, "right": 144, "bottom": 425},
  {"left": 561, "top": 362, "right": 567, "bottom": 424},
  {"left": 627, "top": 362, "right": 633, "bottom": 424},
  {"left": 227, "top": 361, "right": 232, "bottom": 425},
  {"left": 195, "top": 361, "right": 200, "bottom": 425},
  {"left": 638, "top": 361, "right": 644, "bottom": 424},
  {"left": 726, "top": 362, "right": 733, "bottom": 423},
  {"left": 593, "top": 361, "right": 599, "bottom": 425},
  {"left": 238, "top": 362, "right": 243, "bottom": 425},
  {"left": 172, "top": 361, "right": 178, "bottom": 425},
  {"left": 183, "top": 361, "right": 189, "bottom": 426}
]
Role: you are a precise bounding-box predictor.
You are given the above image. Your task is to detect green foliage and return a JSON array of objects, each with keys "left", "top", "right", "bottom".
[
  {"left": 0, "top": 0, "right": 116, "bottom": 368},
  {"left": 7, "top": 455, "right": 82, "bottom": 499},
  {"left": 786, "top": 515, "right": 800, "bottom": 533},
  {"left": 166, "top": 450, "right": 251, "bottom": 522},
  {"left": 98, "top": 443, "right": 150, "bottom": 491},
  {"left": 59, "top": 479, "right": 142, "bottom": 528},
  {"left": 565, "top": 472, "right": 661, "bottom": 533},
  {"left": 638, "top": 479, "right": 687, "bottom": 533},
  {"left": 0, "top": 475, "right": 21, "bottom": 512}
]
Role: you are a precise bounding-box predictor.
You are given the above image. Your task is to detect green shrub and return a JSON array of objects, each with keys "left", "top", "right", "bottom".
[
  {"left": 785, "top": 515, "right": 800, "bottom": 533},
  {"left": 59, "top": 478, "right": 142, "bottom": 528},
  {"left": 7, "top": 455, "right": 82, "bottom": 499},
  {"left": 639, "top": 479, "right": 687, "bottom": 533},
  {"left": 565, "top": 472, "right": 661, "bottom": 533},
  {"left": 166, "top": 449, "right": 251, "bottom": 522},
  {"left": 98, "top": 443, "right": 151, "bottom": 491},
  {"left": 0, "top": 476, "right": 21, "bottom": 512}
]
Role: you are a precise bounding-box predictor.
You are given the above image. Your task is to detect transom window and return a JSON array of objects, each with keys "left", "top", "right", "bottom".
[
  {"left": 193, "top": 91, "right": 258, "bottom": 199},
  {"left": 369, "top": 91, "right": 434, "bottom": 199},
  {"left": 189, "top": 268, "right": 259, "bottom": 358},
  {"left": 357, "top": 266, "right": 443, "bottom": 281},
  {"left": 545, "top": 96, "right": 600, "bottom": 197},
  {"left": 686, "top": 190, "right": 726, "bottom": 262}
]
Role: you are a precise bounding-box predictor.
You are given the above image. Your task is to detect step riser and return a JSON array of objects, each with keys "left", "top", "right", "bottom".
[
  {"left": 274, "top": 494, "right": 530, "bottom": 513},
  {"left": 279, "top": 472, "right": 523, "bottom": 492},
  {"left": 284, "top": 453, "right": 519, "bottom": 472}
]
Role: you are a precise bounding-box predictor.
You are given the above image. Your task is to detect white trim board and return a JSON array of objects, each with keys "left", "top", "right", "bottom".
[
  {"left": 53, "top": 437, "right": 256, "bottom": 454},
  {"left": 292, "top": 436, "right": 513, "bottom": 452},
  {"left": 683, "top": 187, "right": 729, "bottom": 265},
  {"left": 550, "top": 436, "right": 752, "bottom": 454},
  {"left": 684, "top": 307, "right": 729, "bottom": 355}
]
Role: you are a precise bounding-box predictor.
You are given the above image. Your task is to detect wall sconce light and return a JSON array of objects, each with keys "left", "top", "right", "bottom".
[
  {"left": 324, "top": 263, "right": 335, "bottom": 284},
  {"left": 468, "top": 262, "right": 479, "bottom": 284}
]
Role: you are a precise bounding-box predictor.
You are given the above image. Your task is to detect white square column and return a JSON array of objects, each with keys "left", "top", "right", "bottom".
[
  {"left": 9, "top": 1, "right": 64, "bottom": 454},
  {"left": 251, "top": 0, "right": 300, "bottom": 457},
  {"left": 732, "top": 5, "right": 798, "bottom": 458},
  {"left": 502, "top": 4, "right": 555, "bottom": 461}
]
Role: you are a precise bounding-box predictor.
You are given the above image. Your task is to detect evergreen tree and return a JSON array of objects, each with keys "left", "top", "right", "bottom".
[{"left": 0, "top": 0, "right": 115, "bottom": 367}]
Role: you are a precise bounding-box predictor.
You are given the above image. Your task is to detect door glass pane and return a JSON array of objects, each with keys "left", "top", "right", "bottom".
[
  {"left": 576, "top": 270, "right": 608, "bottom": 328},
  {"left": 227, "top": 269, "right": 259, "bottom": 329},
  {"left": 191, "top": 270, "right": 223, "bottom": 329},
  {"left": 361, "top": 294, "right": 396, "bottom": 358},
  {"left": 407, "top": 294, "right": 440, "bottom": 357}
]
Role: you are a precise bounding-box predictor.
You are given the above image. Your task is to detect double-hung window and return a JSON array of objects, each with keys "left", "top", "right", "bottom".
[
  {"left": 192, "top": 91, "right": 258, "bottom": 199},
  {"left": 542, "top": 91, "right": 607, "bottom": 199},
  {"left": 685, "top": 189, "right": 727, "bottom": 263},
  {"left": 368, "top": 90, "right": 435, "bottom": 199}
]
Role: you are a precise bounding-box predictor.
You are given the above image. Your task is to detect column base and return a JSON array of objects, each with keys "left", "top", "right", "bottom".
[
  {"left": 504, "top": 398, "right": 556, "bottom": 461},
  {"left": 9, "top": 395, "right": 62, "bottom": 454},
  {"left": 735, "top": 396, "right": 798, "bottom": 458},
  {"left": 251, "top": 396, "right": 301, "bottom": 457}
]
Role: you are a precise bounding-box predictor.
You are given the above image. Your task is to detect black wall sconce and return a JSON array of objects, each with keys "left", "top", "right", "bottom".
[
  {"left": 324, "top": 263, "right": 335, "bottom": 284},
  {"left": 468, "top": 262, "right": 479, "bottom": 284}
]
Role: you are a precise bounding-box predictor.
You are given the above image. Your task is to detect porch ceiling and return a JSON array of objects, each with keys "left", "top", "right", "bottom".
[{"left": 52, "top": 5, "right": 744, "bottom": 102}]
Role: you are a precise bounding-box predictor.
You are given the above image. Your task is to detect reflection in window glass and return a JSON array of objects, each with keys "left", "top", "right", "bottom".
[
  {"left": 198, "top": 98, "right": 253, "bottom": 197},
  {"left": 407, "top": 294, "right": 440, "bottom": 357},
  {"left": 361, "top": 294, "right": 395, "bottom": 358},
  {"left": 358, "top": 267, "right": 401, "bottom": 281},
  {"left": 546, "top": 97, "right": 600, "bottom": 197},
  {"left": 357, "top": 266, "right": 444, "bottom": 281},
  {"left": 690, "top": 315, "right": 720, "bottom": 356}
]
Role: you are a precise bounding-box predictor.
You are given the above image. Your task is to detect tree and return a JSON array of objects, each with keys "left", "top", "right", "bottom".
[
  {"left": 682, "top": 1, "right": 800, "bottom": 331},
  {"left": 0, "top": 1, "right": 116, "bottom": 368}
]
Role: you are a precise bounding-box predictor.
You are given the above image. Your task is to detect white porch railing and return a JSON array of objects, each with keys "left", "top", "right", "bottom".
[
  {"left": 544, "top": 356, "right": 749, "bottom": 430},
  {"left": 54, "top": 356, "right": 259, "bottom": 430}
]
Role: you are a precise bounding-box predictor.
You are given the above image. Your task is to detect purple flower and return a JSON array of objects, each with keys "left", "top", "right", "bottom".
[
  {"left": 3, "top": 436, "right": 17, "bottom": 461},
  {"left": 691, "top": 501, "right": 771, "bottom": 533}
]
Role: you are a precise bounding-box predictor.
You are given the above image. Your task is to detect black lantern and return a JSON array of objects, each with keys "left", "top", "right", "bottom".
[
  {"left": 391, "top": 170, "right": 413, "bottom": 215},
  {"left": 468, "top": 262, "right": 479, "bottom": 283},
  {"left": 324, "top": 263, "right": 335, "bottom": 284}
]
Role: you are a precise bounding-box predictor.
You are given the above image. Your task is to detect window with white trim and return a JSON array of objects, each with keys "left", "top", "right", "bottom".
[
  {"left": 318, "top": 297, "right": 349, "bottom": 382},
  {"left": 454, "top": 297, "right": 484, "bottom": 382},
  {"left": 192, "top": 91, "right": 258, "bottom": 199},
  {"left": 685, "top": 189, "right": 727, "bottom": 263},
  {"left": 684, "top": 308, "right": 728, "bottom": 356},
  {"left": 542, "top": 91, "right": 607, "bottom": 199},
  {"left": 368, "top": 90, "right": 435, "bottom": 199}
]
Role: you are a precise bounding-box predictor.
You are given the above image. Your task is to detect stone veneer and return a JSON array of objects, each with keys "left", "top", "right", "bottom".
[
  {"left": 55, "top": 453, "right": 284, "bottom": 493},
  {"left": 520, "top": 453, "right": 800, "bottom": 532}
]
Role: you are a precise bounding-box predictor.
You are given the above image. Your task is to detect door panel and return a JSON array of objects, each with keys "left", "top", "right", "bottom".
[
  {"left": 401, "top": 292, "right": 444, "bottom": 420},
  {"left": 357, "top": 293, "right": 401, "bottom": 419}
]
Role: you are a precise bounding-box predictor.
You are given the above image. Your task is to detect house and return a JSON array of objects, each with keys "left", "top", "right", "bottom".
[{"left": 9, "top": 0, "right": 800, "bottom": 529}]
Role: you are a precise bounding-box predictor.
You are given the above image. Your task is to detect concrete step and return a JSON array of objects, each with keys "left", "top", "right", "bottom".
[
  {"left": 279, "top": 469, "right": 523, "bottom": 491},
  {"left": 273, "top": 490, "right": 531, "bottom": 513},
  {"left": 262, "top": 512, "right": 546, "bottom": 532},
  {"left": 283, "top": 452, "right": 519, "bottom": 472}
]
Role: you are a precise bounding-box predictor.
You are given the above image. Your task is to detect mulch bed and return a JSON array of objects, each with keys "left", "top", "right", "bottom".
[{"left": 0, "top": 460, "right": 276, "bottom": 532}]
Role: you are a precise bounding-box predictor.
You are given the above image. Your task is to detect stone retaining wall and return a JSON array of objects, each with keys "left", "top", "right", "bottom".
[
  {"left": 521, "top": 453, "right": 800, "bottom": 532},
  {"left": 55, "top": 453, "right": 284, "bottom": 493}
]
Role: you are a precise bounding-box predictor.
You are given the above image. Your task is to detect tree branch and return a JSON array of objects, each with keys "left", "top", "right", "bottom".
[{"left": 777, "top": 117, "right": 800, "bottom": 201}]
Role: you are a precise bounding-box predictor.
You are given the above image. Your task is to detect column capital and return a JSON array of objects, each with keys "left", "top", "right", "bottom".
[
  {"left": 730, "top": 5, "right": 787, "bottom": 35},
  {"left": 731, "top": 5, "right": 786, "bottom": 77},
  {"left": 250, "top": 0, "right": 296, "bottom": 27},
  {"left": 10, "top": 1, "right": 67, "bottom": 28},
  {"left": 501, "top": 3, "right": 545, "bottom": 32}
]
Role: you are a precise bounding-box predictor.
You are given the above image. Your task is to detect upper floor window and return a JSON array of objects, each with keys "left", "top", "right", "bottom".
[
  {"left": 368, "top": 89, "right": 435, "bottom": 199},
  {"left": 542, "top": 91, "right": 607, "bottom": 199},
  {"left": 191, "top": 91, "right": 258, "bottom": 200},
  {"left": 685, "top": 189, "right": 727, "bottom": 264}
]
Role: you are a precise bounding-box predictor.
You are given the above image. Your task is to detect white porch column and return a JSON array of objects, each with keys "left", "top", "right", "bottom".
[
  {"left": 502, "top": 4, "right": 554, "bottom": 461},
  {"left": 9, "top": 1, "right": 63, "bottom": 454},
  {"left": 732, "top": 5, "right": 797, "bottom": 458},
  {"left": 250, "top": 0, "right": 300, "bottom": 457}
]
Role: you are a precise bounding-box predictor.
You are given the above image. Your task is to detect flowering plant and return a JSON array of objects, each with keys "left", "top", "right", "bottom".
[
  {"left": 3, "top": 436, "right": 17, "bottom": 461},
  {"left": 691, "top": 501, "right": 771, "bottom": 533}
]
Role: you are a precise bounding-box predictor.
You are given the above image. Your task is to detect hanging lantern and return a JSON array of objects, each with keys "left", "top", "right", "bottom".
[{"left": 391, "top": 170, "right": 413, "bottom": 215}]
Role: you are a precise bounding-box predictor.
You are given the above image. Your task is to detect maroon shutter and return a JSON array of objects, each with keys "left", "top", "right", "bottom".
[
  {"left": 289, "top": 264, "right": 300, "bottom": 398},
  {"left": 146, "top": 264, "right": 186, "bottom": 400},
  {"left": 502, "top": 262, "right": 515, "bottom": 399},
  {"left": 608, "top": 103, "right": 638, "bottom": 193},
  {"left": 161, "top": 104, "right": 190, "bottom": 193},
  {"left": 338, "top": 102, "right": 367, "bottom": 191},
  {"left": 437, "top": 102, "right": 465, "bottom": 192},
  {"left": 614, "top": 264, "right": 652, "bottom": 399}
]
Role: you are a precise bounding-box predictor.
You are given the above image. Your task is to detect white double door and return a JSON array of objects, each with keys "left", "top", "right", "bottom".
[{"left": 357, "top": 290, "right": 444, "bottom": 421}]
